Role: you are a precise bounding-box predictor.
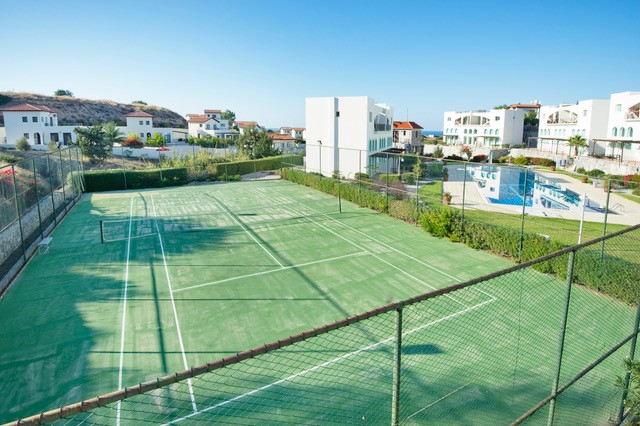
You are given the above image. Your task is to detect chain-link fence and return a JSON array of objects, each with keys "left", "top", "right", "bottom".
[
  {"left": 0, "top": 147, "right": 84, "bottom": 293},
  {"left": 8, "top": 224, "right": 640, "bottom": 425}
]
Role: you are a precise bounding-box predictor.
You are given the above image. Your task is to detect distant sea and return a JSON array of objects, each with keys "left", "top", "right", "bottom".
[{"left": 422, "top": 130, "right": 443, "bottom": 137}]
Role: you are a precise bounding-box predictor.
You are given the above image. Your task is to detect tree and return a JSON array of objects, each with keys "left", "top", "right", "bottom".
[
  {"left": 132, "top": 100, "right": 147, "bottom": 105},
  {"left": 15, "top": 137, "right": 31, "bottom": 151},
  {"left": 238, "top": 126, "right": 280, "bottom": 159},
  {"left": 103, "top": 121, "right": 125, "bottom": 146},
  {"left": 568, "top": 135, "right": 587, "bottom": 156},
  {"left": 412, "top": 155, "right": 423, "bottom": 180},
  {"left": 74, "top": 124, "right": 112, "bottom": 164},
  {"left": 221, "top": 110, "right": 236, "bottom": 125},
  {"left": 524, "top": 110, "right": 539, "bottom": 126},
  {"left": 460, "top": 145, "right": 473, "bottom": 160},
  {"left": 54, "top": 89, "right": 73, "bottom": 97},
  {"left": 493, "top": 104, "right": 509, "bottom": 110},
  {"left": 433, "top": 146, "right": 444, "bottom": 158}
]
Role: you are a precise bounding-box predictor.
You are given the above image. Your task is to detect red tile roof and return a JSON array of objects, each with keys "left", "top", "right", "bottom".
[
  {"left": 281, "top": 127, "right": 305, "bottom": 131},
  {"left": 125, "top": 111, "right": 153, "bottom": 118},
  {"left": 204, "top": 109, "right": 222, "bottom": 113},
  {"left": 235, "top": 121, "right": 258, "bottom": 128},
  {"left": 393, "top": 121, "right": 423, "bottom": 130},
  {"left": 1, "top": 103, "right": 56, "bottom": 113},
  {"left": 187, "top": 115, "right": 213, "bottom": 123},
  {"left": 509, "top": 103, "right": 540, "bottom": 109},
  {"left": 268, "top": 133, "right": 297, "bottom": 140}
]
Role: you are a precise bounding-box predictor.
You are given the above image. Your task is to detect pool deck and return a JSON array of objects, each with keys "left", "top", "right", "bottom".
[{"left": 443, "top": 169, "right": 640, "bottom": 226}]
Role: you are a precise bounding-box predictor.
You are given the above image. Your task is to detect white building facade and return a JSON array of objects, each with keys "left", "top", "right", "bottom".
[
  {"left": 1, "top": 103, "right": 78, "bottom": 148},
  {"left": 392, "top": 121, "right": 424, "bottom": 154},
  {"left": 305, "top": 96, "right": 393, "bottom": 178},
  {"left": 443, "top": 109, "right": 525, "bottom": 148},
  {"left": 537, "top": 100, "right": 609, "bottom": 156},
  {"left": 280, "top": 127, "right": 306, "bottom": 140},
  {"left": 187, "top": 109, "right": 236, "bottom": 138},
  {"left": 600, "top": 91, "right": 640, "bottom": 162}
]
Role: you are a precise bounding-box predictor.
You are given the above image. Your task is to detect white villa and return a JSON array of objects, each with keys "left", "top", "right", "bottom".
[
  {"left": 537, "top": 99, "right": 609, "bottom": 156},
  {"left": 0, "top": 103, "right": 183, "bottom": 148},
  {"left": 268, "top": 133, "right": 299, "bottom": 151},
  {"left": 235, "top": 121, "right": 264, "bottom": 135},
  {"left": 392, "top": 121, "right": 424, "bottom": 154},
  {"left": 305, "top": 96, "right": 393, "bottom": 178},
  {"left": 443, "top": 108, "right": 525, "bottom": 147},
  {"left": 597, "top": 91, "right": 640, "bottom": 163},
  {"left": 279, "top": 127, "right": 305, "bottom": 139},
  {"left": 187, "top": 109, "right": 236, "bottom": 139}
]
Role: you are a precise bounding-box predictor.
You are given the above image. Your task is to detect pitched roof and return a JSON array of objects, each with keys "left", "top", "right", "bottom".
[
  {"left": 235, "top": 121, "right": 258, "bottom": 128},
  {"left": 393, "top": 121, "right": 423, "bottom": 130},
  {"left": 204, "top": 109, "right": 222, "bottom": 113},
  {"left": 125, "top": 111, "right": 153, "bottom": 118},
  {"left": 187, "top": 115, "right": 214, "bottom": 123},
  {"left": 1, "top": 103, "right": 56, "bottom": 113},
  {"left": 268, "top": 133, "right": 297, "bottom": 140},
  {"left": 281, "top": 127, "right": 305, "bottom": 131}
]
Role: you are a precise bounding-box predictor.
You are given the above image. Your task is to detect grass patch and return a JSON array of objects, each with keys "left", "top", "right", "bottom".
[
  {"left": 617, "top": 193, "right": 640, "bottom": 204},
  {"left": 418, "top": 180, "right": 443, "bottom": 206}
]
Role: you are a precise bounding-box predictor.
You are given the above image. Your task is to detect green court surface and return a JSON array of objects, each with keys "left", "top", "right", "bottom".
[{"left": 0, "top": 179, "right": 635, "bottom": 424}]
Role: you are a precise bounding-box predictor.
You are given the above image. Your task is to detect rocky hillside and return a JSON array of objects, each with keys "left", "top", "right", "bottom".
[{"left": 0, "top": 92, "right": 187, "bottom": 128}]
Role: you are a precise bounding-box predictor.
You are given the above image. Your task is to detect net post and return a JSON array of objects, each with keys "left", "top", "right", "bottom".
[
  {"left": 617, "top": 297, "right": 640, "bottom": 423},
  {"left": 11, "top": 163, "right": 27, "bottom": 262},
  {"left": 547, "top": 249, "right": 577, "bottom": 425},
  {"left": 391, "top": 307, "right": 403, "bottom": 426},
  {"left": 518, "top": 167, "right": 529, "bottom": 263},
  {"left": 100, "top": 220, "right": 104, "bottom": 244},
  {"left": 385, "top": 153, "right": 390, "bottom": 212}
]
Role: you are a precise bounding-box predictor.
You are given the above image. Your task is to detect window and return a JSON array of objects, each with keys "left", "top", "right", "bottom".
[
  {"left": 139, "top": 120, "right": 143, "bottom": 125},
  {"left": 32, "top": 116, "right": 38, "bottom": 122},
  {"left": 140, "top": 133, "right": 144, "bottom": 137},
  {"left": 629, "top": 128, "right": 634, "bottom": 137},
  {"left": 495, "top": 116, "right": 500, "bottom": 121},
  {"left": 369, "top": 112, "right": 372, "bottom": 122},
  {"left": 24, "top": 133, "right": 29, "bottom": 139},
  {"left": 464, "top": 129, "right": 467, "bottom": 134},
  {"left": 620, "top": 128, "right": 626, "bottom": 137},
  {"left": 583, "top": 110, "right": 587, "bottom": 117},
  {"left": 473, "top": 129, "right": 477, "bottom": 134},
  {"left": 616, "top": 104, "right": 622, "bottom": 112},
  {"left": 447, "top": 117, "right": 451, "bottom": 121},
  {"left": 50, "top": 133, "right": 59, "bottom": 142},
  {"left": 221, "top": 123, "right": 225, "bottom": 127},
  {"left": 495, "top": 129, "right": 500, "bottom": 135},
  {"left": 145, "top": 120, "right": 150, "bottom": 125},
  {"left": 336, "top": 111, "right": 340, "bottom": 117},
  {"left": 613, "top": 127, "right": 617, "bottom": 137},
  {"left": 206, "top": 124, "right": 210, "bottom": 130},
  {"left": 63, "top": 133, "right": 72, "bottom": 145},
  {"left": 22, "top": 116, "right": 27, "bottom": 122},
  {"left": 403, "top": 130, "right": 406, "bottom": 136},
  {"left": 199, "top": 124, "right": 202, "bottom": 128}
]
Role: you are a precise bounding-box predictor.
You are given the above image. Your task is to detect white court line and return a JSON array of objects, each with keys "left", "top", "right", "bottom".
[
  {"left": 272, "top": 200, "right": 469, "bottom": 308},
  {"left": 151, "top": 196, "right": 198, "bottom": 413},
  {"left": 116, "top": 197, "right": 134, "bottom": 426},
  {"left": 164, "top": 297, "right": 496, "bottom": 425},
  {"left": 174, "top": 252, "right": 368, "bottom": 293},
  {"left": 267, "top": 188, "right": 497, "bottom": 301},
  {"left": 207, "top": 195, "right": 285, "bottom": 269},
  {"left": 406, "top": 382, "right": 473, "bottom": 420}
]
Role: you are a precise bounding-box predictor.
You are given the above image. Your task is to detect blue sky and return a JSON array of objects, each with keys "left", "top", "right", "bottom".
[{"left": 1, "top": 0, "right": 638, "bottom": 130}]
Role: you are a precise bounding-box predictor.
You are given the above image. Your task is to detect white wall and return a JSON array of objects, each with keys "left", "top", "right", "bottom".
[
  {"left": 603, "top": 92, "right": 640, "bottom": 161},
  {"left": 442, "top": 109, "right": 524, "bottom": 147}
]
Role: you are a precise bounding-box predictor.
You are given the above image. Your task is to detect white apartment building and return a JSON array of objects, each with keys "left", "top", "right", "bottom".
[
  {"left": 392, "top": 121, "right": 424, "bottom": 154},
  {"left": 443, "top": 109, "right": 525, "bottom": 148},
  {"left": 305, "top": 96, "right": 393, "bottom": 178},
  {"left": 1, "top": 103, "right": 78, "bottom": 147},
  {"left": 598, "top": 91, "right": 640, "bottom": 162},
  {"left": 537, "top": 99, "right": 609, "bottom": 156},
  {"left": 187, "top": 109, "right": 236, "bottom": 139}
]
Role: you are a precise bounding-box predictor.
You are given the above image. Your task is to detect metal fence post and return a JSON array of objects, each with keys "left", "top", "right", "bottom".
[
  {"left": 601, "top": 179, "right": 611, "bottom": 260},
  {"left": 58, "top": 149, "right": 67, "bottom": 211},
  {"left": 32, "top": 158, "right": 44, "bottom": 239},
  {"left": 617, "top": 297, "right": 640, "bottom": 423},
  {"left": 11, "top": 164, "right": 27, "bottom": 262},
  {"left": 518, "top": 168, "right": 529, "bottom": 263},
  {"left": 386, "top": 153, "right": 390, "bottom": 212},
  {"left": 461, "top": 162, "right": 467, "bottom": 231},
  {"left": 547, "top": 250, "right": 577, "bottom": 425},
  {"left": 415, "top": 173, "right": 419, "bottom": 226},
  {"left": 391, "top": 307, "right": 403, "bottom": 426},
  {"left": 338, "top": 178, "right": 342, "bottom": 213},
  {"left": 47, "top": 153, "right": 57, "bottom": 225}
]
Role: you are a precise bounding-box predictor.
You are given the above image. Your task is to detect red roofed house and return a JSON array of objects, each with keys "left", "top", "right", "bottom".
[
  {"left": 279, "top": 127, "right": 305, "bottom": 140},
  {"left": 186, "top": 109, "right": 236, "bottom": 139},
  {"left": 125, "top": 110, "right": 154, "bottom": 142},
  {"left": 268, "top": 133, "right": 299, "bottom": 152},
  {"left": 0, "top": 103, "right": 78, "bottom": 148},
  {"left": 393, "top": 121, "right": 424, "bottom": 154}
]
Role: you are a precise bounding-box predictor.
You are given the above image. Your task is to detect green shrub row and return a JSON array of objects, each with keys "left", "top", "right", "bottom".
[
  {"left": 83, "top": 167, "right": 188, "bottom": 192},
  {"left": 207, "top": 155, "right": 303, "bottom": 178}
]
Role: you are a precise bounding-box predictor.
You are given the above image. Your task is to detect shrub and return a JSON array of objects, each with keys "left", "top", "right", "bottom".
[
  {"left": 425, "top": 162, "right": 444, "bottom": 177},
  {"left": 623, "top": 174, "right": 640, "bottom": 189},
  {"left": 512, "top": 155, "right": 528, "bottom": 166},
  {"left": 15, "top": 137, "right": 31, "bottom": 151},
  {"left": 0, "top": 154, "right": 20, "bottom": 163},
  {"left": 145, "top": 133, "right": 165, "bottom": 147},
  {"left": 633, "top": 188, "right": 640, "bottom": 196},
  {"left": 122, "top": 135, "right": 144, "bottom": 149},
  {"left": 444, "top": 154, "right": 464, "bottom": 161},
  {"left": 354, "top": 172, "right": 370, "bottom": 181},
  {"left": 401, "top": 172, "right": 415, "bottom": 185},
  {"left": 83, "top": 167, "right": 188, "bottom": 192},
  {"left": 527, "top": 157, "right": 555, "bottom": 167},
  {"left": 586, "top": 169, "right": 605, "bottom": 177},
  {"left": 470, "top": 154, "right": 488, "bottom": 163},
  {"left": 433, "top": 146, "right": 444, "bottom": 158},
  {"left": 378, "top": 174, "right": 400, "bottom": 185}
]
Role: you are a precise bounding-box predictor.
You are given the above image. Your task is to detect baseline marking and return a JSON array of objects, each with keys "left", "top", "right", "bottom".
[
  {"left": 406, "top": 382, "right": 473, "bottom": 420},
  {"left": 165, "top": 298, "right": 496, "bottom": 425},
  {"left": 116, "top": 197, "right": 135, "bottom": 426},
  {"left": 268, "top": 188, "right": 496, "bottom": 301},
  {"left": 274, "top": 200, "right": 469, "bottom": 308},
  {"left": 206, "top": 195, "right": 285, "bottom": 269},
  {"left": 174, "top": 252, "right": 368, "bottom": 294},
  {"left": 151, "top": 196, "right": 198, "bottom": 413}
]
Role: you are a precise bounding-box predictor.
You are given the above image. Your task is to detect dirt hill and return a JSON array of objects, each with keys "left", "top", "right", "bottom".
[{"left": 0, "top": 92, "right": 187, "bottom": 128}]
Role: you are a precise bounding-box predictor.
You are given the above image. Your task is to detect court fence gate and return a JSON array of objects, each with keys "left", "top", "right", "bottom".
[
  {"left": 8, "top": 224, "right": 640, "bottom": 425},
  {"left": 0, "top": 147, "right": 84, "bottom": 294}
]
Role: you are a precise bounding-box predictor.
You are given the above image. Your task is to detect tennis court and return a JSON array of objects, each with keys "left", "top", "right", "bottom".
[{"left": 0, "top": 179, "right": 636, "bottom": 424}]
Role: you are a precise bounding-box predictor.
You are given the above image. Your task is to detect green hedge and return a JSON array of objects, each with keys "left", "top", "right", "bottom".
[
  {"left": 83, "top": 167, "right": 188, "bottom": 192},
  {"left": 206, "top": 155, "right": 303, "bottom": 178}
]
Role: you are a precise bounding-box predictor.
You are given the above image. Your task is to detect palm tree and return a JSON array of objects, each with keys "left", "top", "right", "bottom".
[
  {"left": 568, "top": 135, "right": 587, "bottom": 156},
  {"left": 103, "top": 121, "right": 125, "bottom": 146}
]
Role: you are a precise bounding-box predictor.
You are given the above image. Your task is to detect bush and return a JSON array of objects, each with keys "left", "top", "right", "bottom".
[
  {"left": 512, "top": 155, "right": 528, "bottom": 166},
  {"left": 83, "top": 167, "right": 188, "bottom": 192},
  {"left": 587, "top": 169, "right": 605, "bottom": 177},
  {"left": 401, "top": 172, "right": 415, "bottom": 185},
  {"left": 633, "top": 188, "right": 640, "bottom": 196},
  {"left": 145, "top": 133, "right": 165, "bottom": 147},
  {"left": 444, "top": 154, "right": 464, "bottom": 161},
  {"left": 527, "top": 157, "right": 555, "bottom": 167},
  {"left": 470, "top": 154, "right": 488, "bottom": 163},
  {"left": 0, "top": 154, "right": 20, "bottom": 163},
  {"left": 122, "top": 136, "right": 144, "bottom": 149},
  {"left": 15, "top": 137, "right": 31, "bottom": 151},
  {"left": 623, "top": 174, "right": 640, "bottom": 189},
  {"left": 433, "top": 146, "right": 444, "bottom": 158},
  {"left": 354, "top": 172, "right": 370, "bottom": 181},
  {"left": 378, "top": 174, "right": 400, "bottom": 185}
]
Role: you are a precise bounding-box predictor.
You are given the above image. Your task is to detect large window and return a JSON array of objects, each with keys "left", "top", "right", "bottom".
[
  {"left": 629, "top": 128, "right": 634, "bottom": 137},
  {"left": 32, "top": 116, "right": 37, "bottom": 122},
  {"left": 373, "top": 114, "right": 390, "bottom": 131},
  {"left": 620, "top": 128, "right": 626, "bottom": 137},
  {"left": 613, "top": 127, "right": 618, "bottom": 137},
  {"left": 22, "top": 116, "right": 27, "bottom": 122}
]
